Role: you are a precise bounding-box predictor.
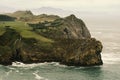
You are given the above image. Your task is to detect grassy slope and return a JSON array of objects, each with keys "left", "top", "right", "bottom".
[{"left": 0, "top": 21, "right": 53, "bottom": 42}]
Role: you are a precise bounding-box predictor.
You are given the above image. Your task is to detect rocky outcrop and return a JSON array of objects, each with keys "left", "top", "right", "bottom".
[
  {"left": 0, "top": 14, "right": 103, "bottom": 66},
  {"left": 0, "top": 28, "right": 21, "bottom": 65},
  {"left": 54, "top": 38, "right": 103, "bottom": 66},
  {"left": 28, "top": 14, "right": 91, "bottom": 39},
  {"left": 63, "top": 14, "right": 91, "bottom": 39}
]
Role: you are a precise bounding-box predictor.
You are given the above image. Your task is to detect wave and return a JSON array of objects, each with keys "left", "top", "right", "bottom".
[
  {"left": 6, "top": 70, "right": 12, "bottom": 76},
  {"left": 33, "top": 71, "right": 48, "bottom": 80},
  {"left": 50, "top": 62, "right": 67, "bottom": 67},
  {"left": 11, "top": 62, "right": 48, "bottom": 68},
  {"left": 11, "top": 62, "right": 67, "bottom": 68}
]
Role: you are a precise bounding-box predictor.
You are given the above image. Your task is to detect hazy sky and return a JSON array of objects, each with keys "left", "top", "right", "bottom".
[{"left": 0, "top": 0, "right": 120, "bottom": 12}]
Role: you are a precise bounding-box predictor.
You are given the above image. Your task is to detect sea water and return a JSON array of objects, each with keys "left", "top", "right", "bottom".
[{"left": 0, "top": 25, "right": 120, "bottom": 80}]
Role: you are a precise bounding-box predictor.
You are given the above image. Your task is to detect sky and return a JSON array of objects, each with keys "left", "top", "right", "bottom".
[{"left": 0, "top": 0, "right": 120, "bottom": 12}]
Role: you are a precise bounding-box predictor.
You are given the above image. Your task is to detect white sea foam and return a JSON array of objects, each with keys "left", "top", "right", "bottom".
[
  {"left": 6, "top": 70, "right": 12, "bottom": 76},
  {"left": 11, "top": 61, "right": 67, "bottom": 68},
  {"left": 50, "top": 62, "right": 67, "bottom": 67},
  {"left": 12, "top": 62, "right": 48, "bottom": 68},
  {"left": 15, "top": 70, "right": 19, "bottom": 73},
  {"left": 8, "top": 67, "right": 16, "bottom": 70},
  {"left": 33, "top": 72, "right": 48, "bottom": 80}
]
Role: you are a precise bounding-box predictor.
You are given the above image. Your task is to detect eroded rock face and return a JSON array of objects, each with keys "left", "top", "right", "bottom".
[
  {"left": 63, "top": 14, "right": 91, "bottom": 39},
  {"left": 54, "top": 38, "right": 103, "bottom": 66},
  {"left": 0, "top": 28, "right": 22, "bottom": 65}
]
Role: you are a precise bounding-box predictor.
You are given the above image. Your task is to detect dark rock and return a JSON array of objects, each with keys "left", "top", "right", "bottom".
[{"left": 55, "top": 38, "right": 103, "bottom": 66}]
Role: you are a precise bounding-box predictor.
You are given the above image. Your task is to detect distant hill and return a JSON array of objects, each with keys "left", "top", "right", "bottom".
[
  {"left": 31, "top": 7, "right": 74, "bottom": 17},
  {"left": 6, "top": 10, "right": 60, "bottom": 22},
  {"left": 0, "top": 7, "right": 73, "bottom": 17},
  {"left": 6, "top": 10, "right": 33, "bottom": 18},
  {"left": 6, "top": 10, "right": 34, "bottom": 22},
  {"left": 0, "top": 15, "right": 16, "bottom": 21},
  {"left": 31, "top": 14, "right": 60, "bottom": 22}
]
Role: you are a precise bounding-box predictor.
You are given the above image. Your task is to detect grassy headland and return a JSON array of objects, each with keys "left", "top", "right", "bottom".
[{"left": 0, "top": 11, "right": 103, "bottom": 66}]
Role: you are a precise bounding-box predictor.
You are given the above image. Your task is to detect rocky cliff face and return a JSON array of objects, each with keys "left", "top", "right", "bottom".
[
  {"left": 0, "top": 28, "right": 21, "bottom": 65},
  {"left": 28, "top": 14, "right": 91, "bottom": 39},
  {"left": 63, "top": 14, "right": 91, "bottom": 39},
  {"left": 54, "top": 38, "right": 103, "bottom": 66},
  {"left": 0, "top": 14, "right": 103, "bottom": 66}
]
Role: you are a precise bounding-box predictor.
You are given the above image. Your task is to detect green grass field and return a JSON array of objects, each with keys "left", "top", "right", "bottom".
[{"left": 0, "top": 21, "right": 53, "bottom": 42}]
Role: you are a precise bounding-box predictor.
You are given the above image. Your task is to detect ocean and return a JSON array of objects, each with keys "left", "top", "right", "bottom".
[{"left": 0, "top": 24, "right": 120, "bottom": 80}]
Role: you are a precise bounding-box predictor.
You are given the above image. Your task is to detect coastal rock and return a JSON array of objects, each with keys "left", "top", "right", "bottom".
[
  {"left": 0, "top": 28, "right": 22, "bottom": 65},
  {"left": 54, "top": 38, "right": 103, "bottom": 66},
  {"left": 63, "top": 14, "right": 91, "bottom": 39},
  {"left": 0, "top": 14, "right": 103, "bottom": 66},
  {"left": 28, "top": 14, "right": 91, "bottom": 39}
]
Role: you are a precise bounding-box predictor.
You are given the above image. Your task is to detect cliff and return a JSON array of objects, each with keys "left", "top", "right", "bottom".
[{"left": 0, "top": 13, "right": 103, "bottom": 66}]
